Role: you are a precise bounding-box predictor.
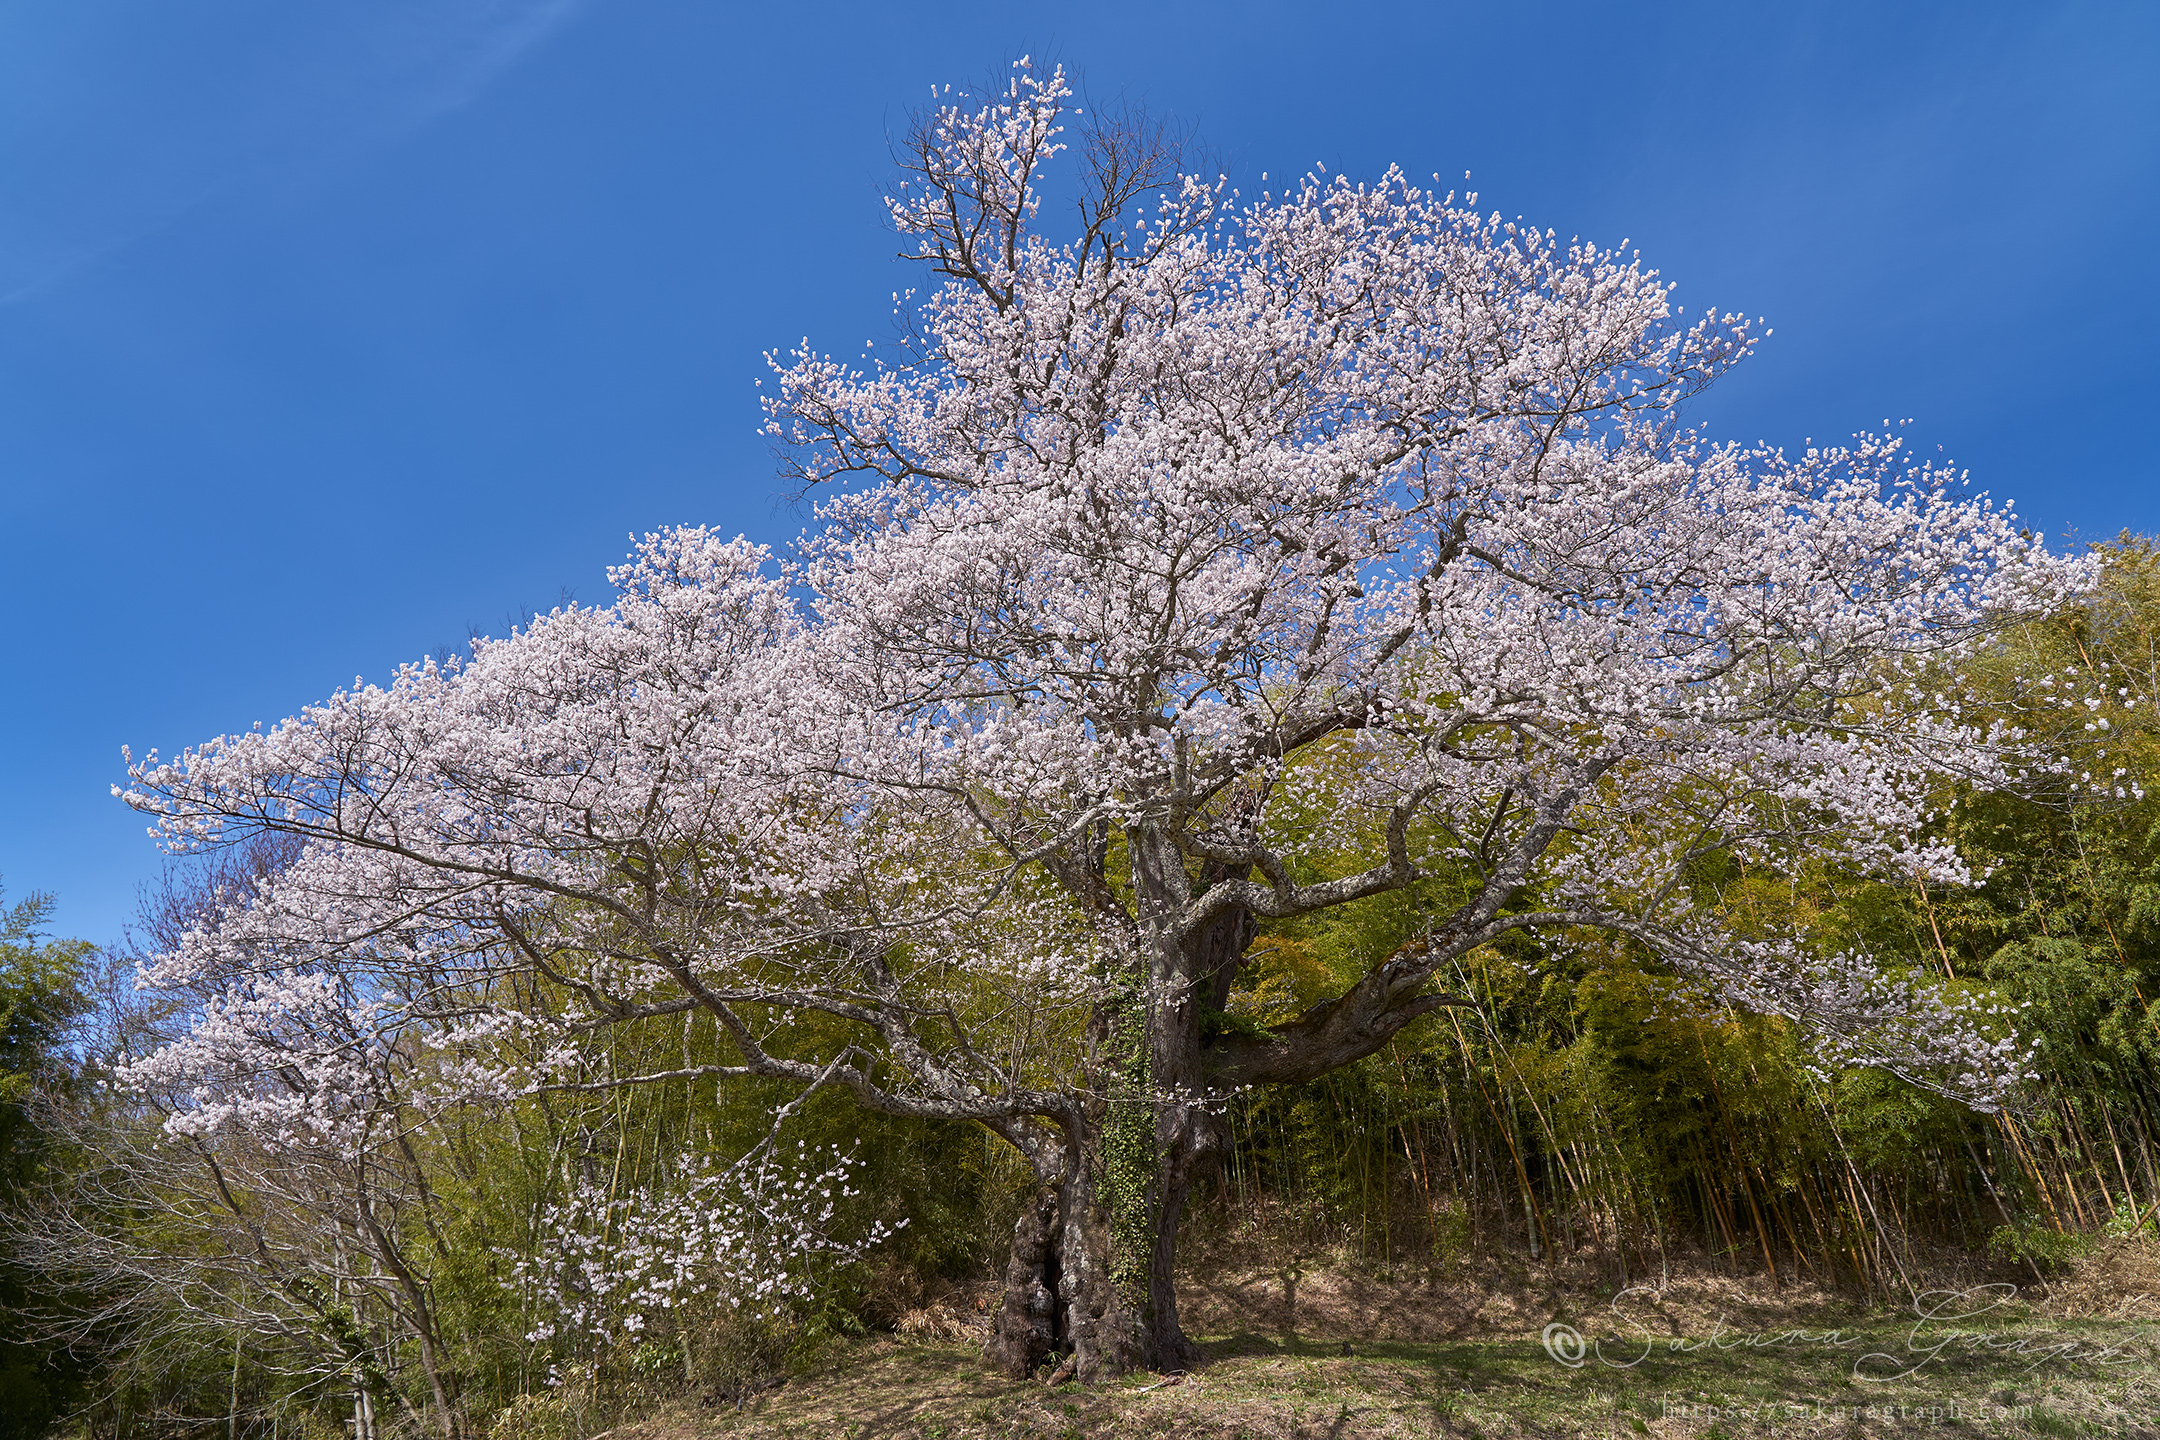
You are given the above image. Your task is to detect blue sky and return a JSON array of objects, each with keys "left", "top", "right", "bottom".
[{"left": 3, "top": 1, "right": 2156, "bottom": 946}]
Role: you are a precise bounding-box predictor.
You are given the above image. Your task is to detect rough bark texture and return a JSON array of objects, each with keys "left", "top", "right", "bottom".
[
  {"left": 1131, "top": 854, "right": 1255, "bottom": 1370},
  {"left": 1058, "top": 1164, "right": 1143, "bottom": 1380},
  {"left": 986, "top": 1153, "right": 1142, "bottom": 1380},
  {"left": 985, "top": 1188, "right": 1062, "bottom": 1376},
  {"left": 1143, "top": 1113, "right": 1223, "bottom": 1370}
]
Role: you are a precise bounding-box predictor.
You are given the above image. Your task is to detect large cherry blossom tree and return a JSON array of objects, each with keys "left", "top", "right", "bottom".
[{"left": 122, "top": 62, "right": 2090, "bottom": 1379}]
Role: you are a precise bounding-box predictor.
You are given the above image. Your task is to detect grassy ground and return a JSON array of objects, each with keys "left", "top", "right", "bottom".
[{"left": 602, "top": 1240, "right": 2160, "bottom": 1439}]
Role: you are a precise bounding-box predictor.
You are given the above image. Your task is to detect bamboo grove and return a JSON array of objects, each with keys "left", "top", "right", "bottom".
[{"left": 1206, "top": 537, "right": 2160, "bottom": 1294}]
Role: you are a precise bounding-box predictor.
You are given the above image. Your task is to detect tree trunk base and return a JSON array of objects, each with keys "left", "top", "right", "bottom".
[{"left": 985, "top": 1178, "right": 1153, "bottom": 1381}]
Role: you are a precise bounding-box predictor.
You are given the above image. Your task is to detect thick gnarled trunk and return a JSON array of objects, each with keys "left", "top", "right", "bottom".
[
  {"left": 984, "top": 1159, "right": 1144, "bottom": 1380},
  {"left": 986, "top": 1188, "right": 1063, "bottom": 1375},
  {"left": 985, "top": 833, "right": 1253, "bottom": 1380},
  {"left": 983, "top": 1126, "right": 1217, "bottom": 1381}
]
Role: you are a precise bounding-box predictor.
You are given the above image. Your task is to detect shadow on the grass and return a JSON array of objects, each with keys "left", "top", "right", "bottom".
[{"left": 676, "top": 1314, "right": 2153, "bottom": 1439}]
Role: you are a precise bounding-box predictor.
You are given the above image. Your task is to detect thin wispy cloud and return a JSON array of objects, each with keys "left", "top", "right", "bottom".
[
  {"left": 394, "top": 0, "right": 586, "bottom": 130},
  {"left": 0, "top": 0, "right": 585, "bottom": 306}
]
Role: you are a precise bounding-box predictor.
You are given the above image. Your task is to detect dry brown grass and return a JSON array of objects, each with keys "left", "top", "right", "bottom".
[
  {"left": 2041, "top": 1235, "right": 2160, "bottom": 1325},
  {"left": 586, "top": 1238, "right": 2160, "bottom": 1439}
]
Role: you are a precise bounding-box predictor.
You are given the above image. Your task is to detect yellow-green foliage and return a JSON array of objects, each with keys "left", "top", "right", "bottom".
[{"left": 1200, "top": 543, "right": 2160, "bottom": 1285}]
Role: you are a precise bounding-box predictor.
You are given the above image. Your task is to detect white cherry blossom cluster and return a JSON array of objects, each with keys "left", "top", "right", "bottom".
[{"left": 514, "top": 1145, "right": 894, "bottom": 1345}]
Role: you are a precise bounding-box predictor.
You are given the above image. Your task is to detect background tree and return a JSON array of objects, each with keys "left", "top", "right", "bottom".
[{"left": 0, "top": 884, "right": 96, "bottom": 1440}]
